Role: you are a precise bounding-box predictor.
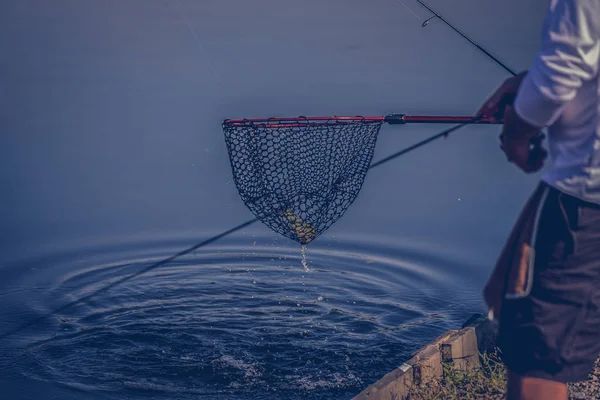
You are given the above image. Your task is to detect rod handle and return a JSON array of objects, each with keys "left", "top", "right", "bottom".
[{"left": 384, "top": 114, "right": 500, "bottom": 125}]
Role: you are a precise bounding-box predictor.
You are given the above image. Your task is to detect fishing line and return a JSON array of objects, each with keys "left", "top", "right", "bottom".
[
  {"left": 394, "top": 0, "right": 425, "bottom": 22},
  {"left": 173, "top": 0, "right": 221, "bottom": 84},
  {"left": 416, "top": 0, "right": 517, "bottom": 76}
]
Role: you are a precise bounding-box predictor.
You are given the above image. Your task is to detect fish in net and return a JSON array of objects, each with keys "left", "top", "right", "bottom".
[{"left": 222, "top": 117, "right": 382, "bottom": 244}]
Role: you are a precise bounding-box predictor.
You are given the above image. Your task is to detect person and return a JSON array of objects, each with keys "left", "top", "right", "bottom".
[{"left": 476, "top": 1, "right": 600, "bottom": 399}]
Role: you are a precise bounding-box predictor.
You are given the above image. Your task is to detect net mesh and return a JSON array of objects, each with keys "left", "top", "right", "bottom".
[{"left": 223, "top": 118, "right": 382, "bottom": 244}]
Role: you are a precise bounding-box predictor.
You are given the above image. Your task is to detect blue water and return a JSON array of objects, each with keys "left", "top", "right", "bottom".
[
  {"left": 1, "top": 233, "right": 487, "bottom": 399},
  {"left": 1, "top": 0, "right": 548, "bottom": 398}
]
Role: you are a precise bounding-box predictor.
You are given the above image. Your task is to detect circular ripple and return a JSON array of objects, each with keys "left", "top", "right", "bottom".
[{"left": 1, "top": 233, "right": 484, "bottom": 400}]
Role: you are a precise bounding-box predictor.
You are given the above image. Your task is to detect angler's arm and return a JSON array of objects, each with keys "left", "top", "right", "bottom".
[{"left": 514, "top": 0, "right": 600, "bottom": 128}]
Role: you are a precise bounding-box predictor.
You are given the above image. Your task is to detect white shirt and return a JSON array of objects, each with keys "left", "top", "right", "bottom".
[{"left": 514, "top": 0, "right": 600, "bottom": 204}]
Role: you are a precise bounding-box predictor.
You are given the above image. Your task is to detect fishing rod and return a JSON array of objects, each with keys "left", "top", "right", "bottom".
[{"left": 417, "top": 0, "right": 517, "bottom": 76}]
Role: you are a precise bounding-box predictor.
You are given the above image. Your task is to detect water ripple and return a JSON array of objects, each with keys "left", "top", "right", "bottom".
[{"left": 0, "top": 233, "right": 484, "bottom": 400}]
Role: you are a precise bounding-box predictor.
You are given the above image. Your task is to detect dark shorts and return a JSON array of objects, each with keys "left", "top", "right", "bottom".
[{"left": 498, "top": 184, "right": 600, "bottom": 383}]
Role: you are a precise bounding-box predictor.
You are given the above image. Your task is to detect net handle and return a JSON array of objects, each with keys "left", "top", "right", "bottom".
[
  {"left": 383, "top": 114, "right": 496, "bottom": 124},
  {"left": 223, "top": 114, "right": 499, "bottom": 128}
]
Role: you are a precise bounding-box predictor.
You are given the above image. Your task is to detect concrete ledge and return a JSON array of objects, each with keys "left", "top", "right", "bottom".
[{"left": 353, "top": 313, "right": 497, "bottom": 400}]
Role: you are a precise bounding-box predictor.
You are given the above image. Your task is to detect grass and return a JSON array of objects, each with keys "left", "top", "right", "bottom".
[{"left": 404, "top": 348, "right": 507, "bottom": 400}]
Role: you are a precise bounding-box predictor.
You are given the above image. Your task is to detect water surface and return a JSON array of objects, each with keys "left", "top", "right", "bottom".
[{"left": 1, "top": 233, "right": 486, "bottom": 399}]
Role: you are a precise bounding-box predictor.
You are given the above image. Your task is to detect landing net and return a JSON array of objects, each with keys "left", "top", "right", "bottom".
[{"left": 222, "top": 117, "right": 382, "bottom": 244}]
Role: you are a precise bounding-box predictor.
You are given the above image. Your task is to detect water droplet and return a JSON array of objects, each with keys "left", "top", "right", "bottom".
[{"left": 300, "top": 245, "right": 310, "bottom": 272}]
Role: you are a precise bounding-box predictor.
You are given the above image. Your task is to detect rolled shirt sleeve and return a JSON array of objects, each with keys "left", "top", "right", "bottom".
[{"left": 514, "top": 0, "right": 600, "bottom": 128}]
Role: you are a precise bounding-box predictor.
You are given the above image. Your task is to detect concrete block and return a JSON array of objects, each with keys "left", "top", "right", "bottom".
[
  {"left": 440, "top": 327, "right": 481, "bottom": 372},
  {"left": 352, "top": 313, "right": 500, "bottom": 400},
  {"left": 353, "top": 331, "right": 455, "bottom": 400},
  {"left": 352, "top": 362, "right": 413, "bottom": 400},
  {"left": 410, "top": 340, "right": 444, "bottom": 385}
]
